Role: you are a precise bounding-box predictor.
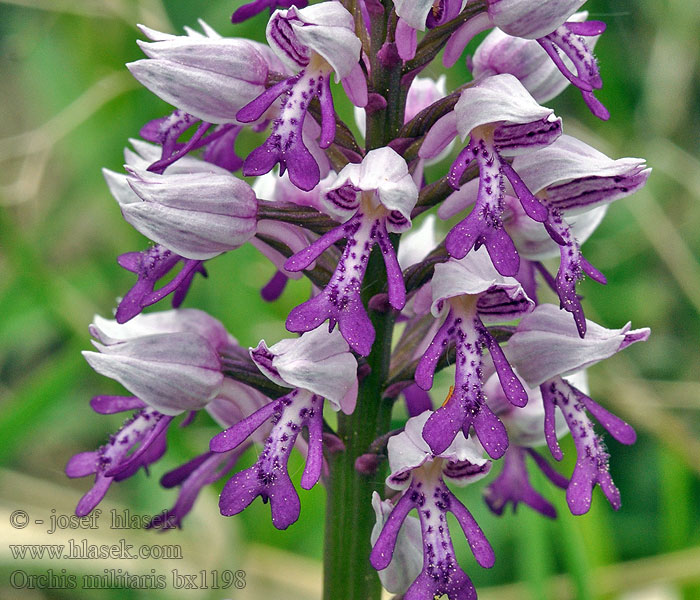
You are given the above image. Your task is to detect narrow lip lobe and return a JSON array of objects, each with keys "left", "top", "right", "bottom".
[{"left": 270, "top": 17, "right": 309, "bottom": 68}]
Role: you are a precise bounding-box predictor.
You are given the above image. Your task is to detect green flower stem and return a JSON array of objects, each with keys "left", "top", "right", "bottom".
[
  {"left": 322, "top": 4, "right": 404, "bottom": 598},
  {"left": 322, "top": 298, "right": 395, "bottom": 600}
]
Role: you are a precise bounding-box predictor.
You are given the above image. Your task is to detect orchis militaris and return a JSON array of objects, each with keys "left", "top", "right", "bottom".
[
  {"left": 370, "top": 411, "right": 493, "bottom": 600},
  {"left": 284, "top": 147, "right": 417, "bottom": 356},
  {"left": 441, "top": 1, "right": 610, "bottom": 118},
  {"left": 68, "top": 2, "right": 652, "bottom": 599},
  {"left": 211, "top": 327, "right": 357, "bottom": 528},
  {"left": 439, "top": 134, "right": 650, "bottom": 334},
  {"left": 237, "top": 3, "right": 367, "bottom": 191},
  {"left": 421, "top": 73, "right": 561, "bottom": 276},
  {"left": 415, "top": 246, "right": 533, "bottom": 459}
]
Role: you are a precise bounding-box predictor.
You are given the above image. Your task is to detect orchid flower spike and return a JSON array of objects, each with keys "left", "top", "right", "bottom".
[
  {"left": 283, "top": 147, "right": 418, "bottom": 356},
  {"left": 210, "top": 327, "right": 358, "bottom": 529},
  {"left": 421, "top": 74, "right": 561, "bottom": 276},
  {"left": 236, "top": 4, "right": 368, "bottom": 191},
  {"left": 370, "top": 411, "right": 494, "bottom": 600},
  {"left": 415, "top": 246, "right": 533, "bottom": 459},
  {"left": 506, "top": 304, "right": 650, "bottom": 514}
]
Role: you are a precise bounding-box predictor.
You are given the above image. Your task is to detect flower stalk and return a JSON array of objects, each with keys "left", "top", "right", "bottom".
[{"left": 323, "top": 5, "right": 402, "bottom": 596}]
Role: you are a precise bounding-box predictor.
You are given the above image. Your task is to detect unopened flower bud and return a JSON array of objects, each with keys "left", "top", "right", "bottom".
[
  {"left": 128, "top": 33, "right": 270, "bottom": 123},
  {"left": 121, "top": 167, "right": 257, "bottom": 260}
]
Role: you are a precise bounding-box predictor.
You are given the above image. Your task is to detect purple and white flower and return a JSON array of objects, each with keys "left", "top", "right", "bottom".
[
  {"left": 481, "top": 370, "right": 577, "bottom": 517},
  {"left": 512, "top": 136, "right": 650, "bottom": 333},
  {"left": 415, "top": 246, "right": 533, "bottom": 458},
  {"left": 149, "top": 379, "right": 272, "bottom": 529},
  {"left": 506, "top": 304, "right": 650, "bottom": 514},
  {"left": 420, "top": 74, "right": 561, "bottom": 276},
  {"left": 283, "top": 147, "right": 418, "bottom": 356},
  {"left": 108, "top": 165, "right": 258, "bottom": 261},
  {"left": 82, "top": 309, "right": 236, "bottom": 415},
  {"left": 127, "top": 25, "right": 271, "bottom": 125},
  {"left": 210, "top": 327, "right": 358, "bottom": 529},
  {"left": 444, "top": 2, "right": 608, "bottom": 118},
  {"left": 370, "top": 411, "right": 493, "bottom": 599},
  {"left": 114, "top": 245, "right": 206, "bottom": 324},
  {"left": 439, "top": 134, "right": 650, "bottom": 335},
  {"left": 66, "top": 397, "right": 172, "bottom": 516},
  {"left": 470, "top": 12, "right": 601, "bottom": 104},
  {"left": 237, "top": 4, "right": 367, "bottom": 191},
  {"left": 69, "top": 309, "right": 264, "bottom": 517},
  {"left": 67, "top": 377, "right": 270, "bottom": 521}
]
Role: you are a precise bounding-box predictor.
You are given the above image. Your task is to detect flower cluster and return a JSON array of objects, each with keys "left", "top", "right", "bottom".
[{"left": 68, "top": 2, "right": 651, "bottom": 598}]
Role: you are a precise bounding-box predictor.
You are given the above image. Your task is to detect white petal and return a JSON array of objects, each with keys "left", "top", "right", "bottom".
[
  {"left": 386, "top": 431, "right": 431, "bottom": 490},
  {"left": 358, "top": 148, "right": 418, "bottom": 219},
  {"left": 83, "top": 332, "right": 223, "bottom": 415},
  {"left": 392, "top": 0, "right": 434, "bottom": 31},
  {"left": 513, "top": 135, "right": 648, "bottom": 197},
  {"left": 430, "top": 247, "right": 529, "bottom": 315},
  {"left": 506, "top": 304, "right": 650, "bottom": 387},
  {"left": 489, "top": 0, "right": 586, "bottom": 39},
  {"left": 253, "top": 328, "right": 358, "bottom": 409},
  {"left": 89, "top": 309, "right": 235, "bottom": 350},
  {"left": 454, "top": 73, "right": 554, "bottom": 138}
]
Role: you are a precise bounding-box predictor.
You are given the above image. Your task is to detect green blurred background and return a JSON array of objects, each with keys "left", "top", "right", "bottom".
[{"left": 0, "top": 0, "right": 699, "bottom": 598}]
